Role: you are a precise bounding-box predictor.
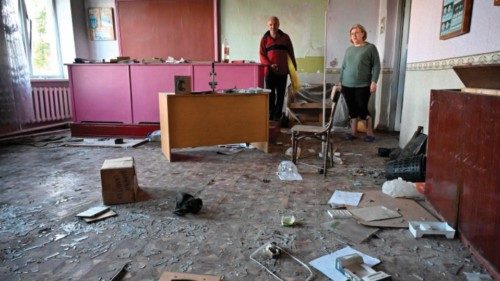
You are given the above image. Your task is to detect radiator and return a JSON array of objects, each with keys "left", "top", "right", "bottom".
[{"left": 32, "top": 86, "right": 72, "bottom": 123}]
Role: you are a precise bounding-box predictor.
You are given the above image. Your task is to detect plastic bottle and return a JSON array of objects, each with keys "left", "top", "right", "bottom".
[{"left": 222, "top": 37, "right": 230, "bottom": 62}]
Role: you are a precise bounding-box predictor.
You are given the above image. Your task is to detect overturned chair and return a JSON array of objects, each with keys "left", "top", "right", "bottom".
[{"left": 290, "top": 85, "right": 340, "bottom": 177}]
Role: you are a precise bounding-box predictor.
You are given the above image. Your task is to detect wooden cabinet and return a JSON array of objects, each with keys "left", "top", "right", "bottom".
[
  {"left": 68, "top": 64, "right": 132, "bottom": 123},
  {"left": 130, "top": 65, "right": 193, "bottom": 123},
  {"left": 67, "top": 63, "right": 265, "bottom": 125},
  {"left": 426, "top": 89, "right": 499, "bottom": 275},
  {"left": 159, "top": 92, "right": 268, "bottom": 161}
]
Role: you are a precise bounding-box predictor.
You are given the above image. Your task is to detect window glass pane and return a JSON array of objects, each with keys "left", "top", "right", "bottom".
[{"left": 25, "top": 0, "right": 62, "bottom": 77}]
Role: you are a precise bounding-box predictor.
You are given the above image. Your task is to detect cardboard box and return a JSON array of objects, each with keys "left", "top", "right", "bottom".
[{"left": 100, "top": 157, "right": 138, "bottom": 205}]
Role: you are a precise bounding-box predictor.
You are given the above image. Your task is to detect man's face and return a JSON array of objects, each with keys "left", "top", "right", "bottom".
[{"left": 268, "top": 20, "right": 279, "bottom": 33}]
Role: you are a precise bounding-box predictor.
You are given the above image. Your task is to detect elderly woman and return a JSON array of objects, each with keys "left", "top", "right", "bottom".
[{"left": 338, "top": 24, "right": 380, "bottom": 142}]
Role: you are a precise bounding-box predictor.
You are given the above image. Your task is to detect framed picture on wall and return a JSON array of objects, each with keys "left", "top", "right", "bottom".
[
  {"left": 439, "top": 0, "right": 473, "bottom": 40},
  {"left": 88, "top": 7, "right": 116, "bottom": 41}
]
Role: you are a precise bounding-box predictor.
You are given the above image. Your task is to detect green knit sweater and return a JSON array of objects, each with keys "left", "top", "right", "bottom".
[{"left": 339, "top": 43, "right": 381, "bottom": 88}]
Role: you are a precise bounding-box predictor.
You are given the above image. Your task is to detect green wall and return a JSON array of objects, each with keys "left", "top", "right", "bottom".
[{"left": 220, "top": 0, "right": 327, "bottom": 73}]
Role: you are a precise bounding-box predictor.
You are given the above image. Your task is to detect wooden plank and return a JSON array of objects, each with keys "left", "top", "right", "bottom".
[{"left": 159, "top": 271, "right": 221, "bottom": 281}]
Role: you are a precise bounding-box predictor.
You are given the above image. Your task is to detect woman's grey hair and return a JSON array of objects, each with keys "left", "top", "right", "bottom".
[{"left": 349, "top": 24, "right": 367, "bottom": 43}]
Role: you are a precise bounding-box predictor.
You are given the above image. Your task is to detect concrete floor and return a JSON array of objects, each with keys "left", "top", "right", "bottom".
[{"left": 0, "top": 129, "right": 492, "bottom": 281}]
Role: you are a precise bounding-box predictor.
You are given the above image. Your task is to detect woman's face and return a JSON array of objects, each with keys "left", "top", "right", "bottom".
[{"left": 350, "top": 28, "right": 365, "bottom": 45}]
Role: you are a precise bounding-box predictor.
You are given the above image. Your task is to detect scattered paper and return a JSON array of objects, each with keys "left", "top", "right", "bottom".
[
  {"left": 328, "top": 190, "right": 363, "bottom": 206},
  {"left": 309, "top": 246, "right": 380, "bottom": 281},
  {"left": 76, "top": 206, "right": 109, "bottom": 218},
  {"left": 83, "top": 210, "right": 117, "bottom": 223}
]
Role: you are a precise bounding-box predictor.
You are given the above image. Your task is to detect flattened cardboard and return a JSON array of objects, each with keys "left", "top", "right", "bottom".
[
  {"left": 159, "top": 271, "right": 221, "bottom": 281},
  {"left": 347, "top": 190, "right": 437, "bottom": 228},
  {"left": 349, "top": 205, "right": 401, "bottom": 222},
  {"left": 323, "top": 219, "right": 379, "bottom": 244},
  {"left": 101, "top": 157, "right": 138, "bottom": 205}
]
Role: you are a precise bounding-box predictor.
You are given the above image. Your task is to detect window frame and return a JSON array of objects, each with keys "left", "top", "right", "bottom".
[{"left": 24, "top": 0, "right": 65, "bottom": 79}]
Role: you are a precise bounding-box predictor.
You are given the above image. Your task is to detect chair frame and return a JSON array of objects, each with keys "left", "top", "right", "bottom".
[{"left": 291, "top": 86, "right": 340, "bottom": 177}]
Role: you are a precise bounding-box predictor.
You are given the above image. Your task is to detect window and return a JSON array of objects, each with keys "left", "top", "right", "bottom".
[{"left": 25, "top": 0, "right": 63, "bottom": 78}]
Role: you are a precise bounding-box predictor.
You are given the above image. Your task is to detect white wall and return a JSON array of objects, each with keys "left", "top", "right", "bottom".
[
  {"left": 326, "top": 0, "right": 380, "bottom": 69},
  {"left": 220, "top": 0, "right": 327, "bottom": 65},
  {"left": 71, "top": 0, "right": 119, "bottom": 61},
  {"left": 84, "top": 0, "right": 119, "bottom": 60},
  {"left": 400, "top": 0, "right": 500, "bottom": 146},
  {"left": 407, "top": 0, "right": 500, "bottom": 62}
]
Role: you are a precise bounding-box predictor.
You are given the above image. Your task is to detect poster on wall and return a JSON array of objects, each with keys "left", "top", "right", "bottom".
[
  {"left": 439, "top": 0, "right": 473, "bottom": 40},
  {"left": 88, "top": 7, "right": 116, "bottom": 41}
]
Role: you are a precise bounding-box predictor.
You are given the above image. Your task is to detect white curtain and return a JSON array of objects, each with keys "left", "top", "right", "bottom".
[{"left": 0, "top": 0, "right": 33, "bottom": 134}]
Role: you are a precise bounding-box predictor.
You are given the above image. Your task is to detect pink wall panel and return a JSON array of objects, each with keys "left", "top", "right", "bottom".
[
  {"left": 130, "top": 65, "right": 192, "bottom": 123},
  {"left": 69, "top": 65, "right": 132, "bottom": 123}
]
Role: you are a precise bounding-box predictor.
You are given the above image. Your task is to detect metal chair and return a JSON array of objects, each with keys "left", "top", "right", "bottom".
[{"left": 291, "top": 86, "right": 340, "bottom": 177}]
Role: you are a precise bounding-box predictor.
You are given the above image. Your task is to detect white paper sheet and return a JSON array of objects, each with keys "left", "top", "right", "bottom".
[
  {"left": 328, "top": 190, "right": 363, "bottom": 206},
  {"left": 309, "top": 246, "right": 381, "bottom": 281}
]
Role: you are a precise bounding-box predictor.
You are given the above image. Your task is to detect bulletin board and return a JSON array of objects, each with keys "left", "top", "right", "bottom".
[
  {"left": 116, "top": 0, "right": 216, "bottom": 61},
  {"left": 88, "top": 7, "right": 116, "bottom": 41},
  {"left": 439, "top": 0, "right": 473, "bottom": 40}
]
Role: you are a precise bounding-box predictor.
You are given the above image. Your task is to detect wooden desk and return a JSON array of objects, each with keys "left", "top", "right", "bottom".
[{"left": 159, "top": 92, "right": 268, "bottom": 161}]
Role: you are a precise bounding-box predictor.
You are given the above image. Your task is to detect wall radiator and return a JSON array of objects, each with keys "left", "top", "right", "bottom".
[{"left": 31, "top": 86, "right": 72, "bottom": 123}]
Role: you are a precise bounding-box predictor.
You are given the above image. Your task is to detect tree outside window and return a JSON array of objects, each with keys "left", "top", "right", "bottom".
[{"left": 25, "top": 0, "right": 63, "bottom": 78}]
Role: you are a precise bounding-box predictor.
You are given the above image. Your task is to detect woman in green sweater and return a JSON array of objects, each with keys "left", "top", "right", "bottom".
[{"left": 338, "top": 24, "right": 380, "bottom": 142}]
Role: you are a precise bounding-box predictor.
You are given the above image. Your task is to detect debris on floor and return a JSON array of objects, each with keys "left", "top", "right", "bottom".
[
  {"left": 82, "top": 209, "right": 117, "bottom": 223},
  {"left": 323, "top": 219, "right": 379, "bottom": 244},
  {"left": 277, "top": 160, "right": 302, "bottom": 180},
  {"left": 349, "top": 205, "right": 402, "bottom": 222},
  {"left": 250, "top": 241, "right": 314, "bottom": 281},
  {"left": 101, "top": 156, "right": 139, "bottom": 205},
  {"left": 76, "top": 206, "right": 109, "bottom": 218},
  {"left": 217, "top": 143, "right": 248, "bottom": 155},
  {"left": 63, "top": 137, "right": 148, "bottom": 148},
  {"left": 327, "top": 209, "right": 352, "bottom": 219},
  {"left": 281, "top": 215, "right": 296, "bottom": 226},
  {"left": 382, "top": 177, "right": 424, "bottom": 199},
  {"left": 335, "top": 253, "right": 391, "bottom": 281},
  {"left": 463, "top": 271, "right": 493, "bottom": 281},
  {"left": 76, "top": 206, "right": 117, "bottom": 223},
  {"left": 328, "top": 190, "right": 363, "bottom": 207},
  {"left": 409, "top": 221, "right": 456, "bottom": 239},
  {"left": 309, "top": 246, "right": 381, "bottom": 281},
  {"left": 159, "top": 271, "right": 221, "bottom": 281},
  {"left": 173, "top": 192, "right": 203, "bottom": 216},
  {"left": 346, "top": 190, "right": 437, "bottom": 228},
  {"left": 0, "top": 130, "right": 493, "bottom": 280}
]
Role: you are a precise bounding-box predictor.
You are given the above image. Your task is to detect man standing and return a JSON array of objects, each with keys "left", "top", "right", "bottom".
[{"left": 260, "top": 16, "right": 297, "bottom": 121}]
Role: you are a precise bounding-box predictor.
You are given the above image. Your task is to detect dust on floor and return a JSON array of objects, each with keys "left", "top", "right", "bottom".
[{"left": 0, "top": 130, "right": 491, "bottom": 280}]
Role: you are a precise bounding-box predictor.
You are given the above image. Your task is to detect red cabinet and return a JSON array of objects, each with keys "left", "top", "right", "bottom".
[{"left": 426, "top": 89, "right": 499, "bottom": 276}]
